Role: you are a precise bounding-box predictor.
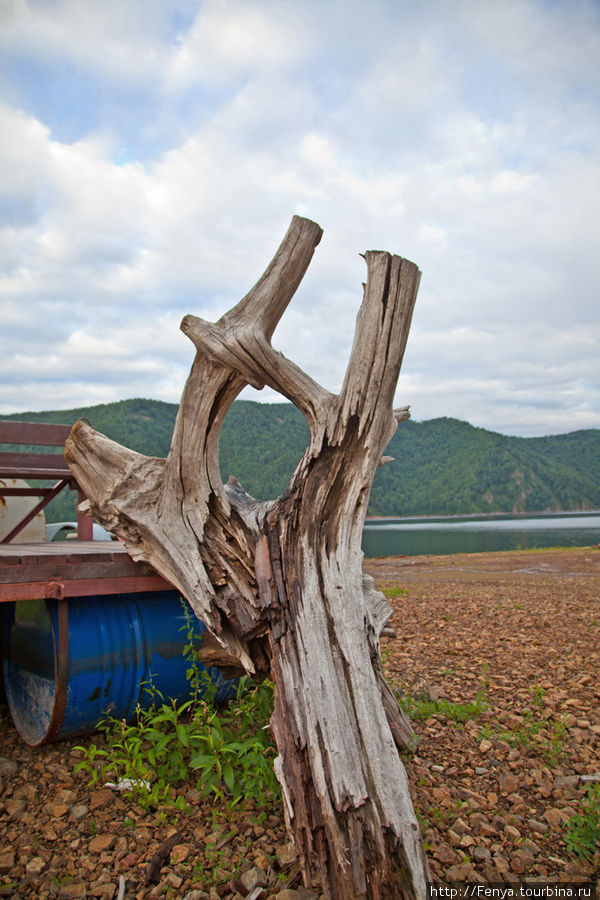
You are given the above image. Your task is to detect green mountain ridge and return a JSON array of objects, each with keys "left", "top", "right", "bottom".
[{"left": 3, "top": 398, "right": 599, "bottom": 520}]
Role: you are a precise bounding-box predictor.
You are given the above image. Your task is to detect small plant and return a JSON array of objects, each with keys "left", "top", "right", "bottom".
[
  {"left": 397, "top": 668, "right": 489, "bottom": 725},
  {"left": 74, "top": 599, "right": 280, "bottom": 814},
  {"left": 565, "top": 783, "right": 600, "bottom": 863},
  {"left": 482, "top": 684, "right": 570, "bottom": 763},
  {"left": 380, "top": 586, "right": 409, "bottom": 600}
]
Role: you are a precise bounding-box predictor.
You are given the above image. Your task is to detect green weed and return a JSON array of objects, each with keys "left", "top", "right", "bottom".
[
  {"left": 397, "top": 668, "right": 489, "bottom": 724},
  {"left": 380, "top": 586, "right": 409, "bottom": 600},
  {"left": 74, "top": 600, "right": 280, "bottom": 814},
  {"left": 565, "top": 783, "right": 600, "bottom": 863},
  {"left": 481, "top": 685, "right": 570, "bottom": 763}
]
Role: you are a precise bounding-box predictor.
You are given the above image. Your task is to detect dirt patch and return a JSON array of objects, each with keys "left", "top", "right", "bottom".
[
  {"left": 0, "top": 547, "right": 598, "bottom": 896},
  {"left": 366, "top": 546, "right": 600, "bottom": 884}
]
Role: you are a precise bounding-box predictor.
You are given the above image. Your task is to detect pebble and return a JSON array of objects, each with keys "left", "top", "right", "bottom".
[
  {"left": 511, "top": 848, "right": 536, "bottom": 873},
  {"left": 89, "top": 834, "right": 116, "bottom": 853},
  {"left": 240, "top": 866, "right": 269, "bottom": 892},
  {"left": 70, "top": 803, "right": 89, "bottom": 821},
  {"left": 527, "top": 818, "right": 550, "bottom": 834},
  {"left": 543, "top": 808, "right": 565, "bottom": 829},
  {"left": 0, "top": 757, "right": 18, "bottom": 776},
  {"left": 434, "top": 843, "right": 455, "bottom": 865},
  {"left": 275, "top": 842, "right": 298, "bottom": 867},
  {"left": 275, "top": 890, "right": 319, "bottom": 900},
  {"left": 25, "top": 855, "right": 46, "bottom": 877},
  {"left": 499, "top": 771, "right": 519, "bottom": 794},
  {"left": 58, "top": 885, "right": 87, "bottom": 899}
]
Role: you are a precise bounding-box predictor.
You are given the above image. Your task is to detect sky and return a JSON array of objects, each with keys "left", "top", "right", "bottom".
[{"left": 0, "top": 0, "right": 598, "bottom": 437}]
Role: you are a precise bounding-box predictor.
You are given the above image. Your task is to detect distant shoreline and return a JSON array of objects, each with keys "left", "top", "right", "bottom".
[{"left": 365, "top": 508, "right": 600, "bottom": 522}]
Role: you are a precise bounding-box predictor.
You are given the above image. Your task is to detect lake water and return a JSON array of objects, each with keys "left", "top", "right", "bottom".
[{"left": 362, "top": 511, "right": 600, "bottom": 558}]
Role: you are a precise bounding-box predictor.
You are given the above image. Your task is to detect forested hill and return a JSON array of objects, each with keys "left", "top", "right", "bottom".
[{"left": 4, "top": 398, "right": 600, "bottom": 519}]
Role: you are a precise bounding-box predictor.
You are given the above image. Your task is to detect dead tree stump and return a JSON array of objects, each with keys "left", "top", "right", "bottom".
[{"left": 65, "top": 216, "right": 430, "bottom": 899}]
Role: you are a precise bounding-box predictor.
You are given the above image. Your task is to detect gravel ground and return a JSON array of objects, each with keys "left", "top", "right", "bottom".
[{"left": 0, "top": 546, "right": 598, "bottom": 898}]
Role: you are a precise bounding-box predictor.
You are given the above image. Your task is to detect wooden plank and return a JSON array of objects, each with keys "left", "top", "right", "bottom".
[
  {"left": 0, "top": 421, "right": 72, "bottom": 446},
  {"left": 0, "top": 541, "right": 173, "bottom": 600},
  {"left": 0, "top": 450, "right": 70, "bottom": 471},
  {"left": 0, "top": 542, "right": 141, "bottom": 583},
  {"left": 0, "top": 574, "right": 172, "bottom": 603},
  {"left": 0, "top": 541, "right": 125, "bottom": 560},
  {"left": 0, "top": 467, "right": 74, "bottom": 480},
  {"left": 0, "top": 557, "right": 157, "bottom": 584}
]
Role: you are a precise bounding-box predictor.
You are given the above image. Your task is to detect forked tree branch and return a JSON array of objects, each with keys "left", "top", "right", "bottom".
[{"left": 65, "top": 217, "right": 428, "bottom": 899}]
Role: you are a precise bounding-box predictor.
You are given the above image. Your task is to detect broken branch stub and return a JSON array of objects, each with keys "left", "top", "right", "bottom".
[{"left": 65, "top": 215, "right": 429, "bottom": 899}]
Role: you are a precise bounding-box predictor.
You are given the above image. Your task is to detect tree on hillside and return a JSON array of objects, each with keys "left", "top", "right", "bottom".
[{"left": 66, "top": 216, "right": 428, "bottom": 899}]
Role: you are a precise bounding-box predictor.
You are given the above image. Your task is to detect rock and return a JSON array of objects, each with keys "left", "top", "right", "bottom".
[
  {"left": 493, "top": 855, "right": 510, "bottom": 877},
  {"left": 70, "top": 804, "right": 89, "bottom": 821},
  {"left": 14, "top": 783, "right": 38, "bottom": 803},
  {"left": 451, "top": 817, "right": 470, "bottom": 836},
  {"left": 0, "top": 758, "right": 18, "bottom": 776},
  {"left": 473, "top": 847, "right": 491, "bottom": 862},
  {"left": 89, "top": 834, "right": 116, "bottom": 853},
  {"left": 5, "top": 797, "right": 24, "bottom": 817},
  {"left": 543, "top": 808, "right": 564, "bottom": 829},
  {"left": 499, "top": 771, "right": 519, "bottom": 794},
  {"left": 50, "top": 802, "right": 69, "bottom": 818},
  {"left": 89, "top": 789, "right": 114, "bottom": 811},
  {"left": 276, "top": 890, "right": 319, "bottom": 900},
  {"left": 58, "top": 885, "right": 87, "bottom": 899},
  {"left": 510, "top": 847, "right": 535, "bottom": 874},
  {"left": 527, "top": 818, "right": 549, "bottom": 834},
  {"left": 434, "top": 843, "right": 455, "bottom": 865},
  {"left": 553, "top": 775, "right": 580, "bottom": 799},
  {"left": 276, "top": 842, "right": 298, "bottom": 867},
  {"left": 504, "top": 825, "right": 521, "bottom": 842},
  {"left": 521, "top": 839, "right": 542, "bottom": 856},
  {"left": 240, "top": 866, "right": 269, "bottom": 892},
  {"left": 183, "top": 892, "right": 210, "bottom": 900},
  {"left": 445, "top": 863, "right": 474, "bottom": 881},
  {"left": 479, "top": 739, "right": 493, "bottom": 753},
  {"left": 90, "top": 886, "right": 116, "bottom": 900},
  {"left": 0, "top": 851, "right": 14, "bottom": 875},
  {"left": 447, "top": 829, "right": 462, "bottom": 847},
  {"left": 171, "top": 843, "right": 192, "bottom": 864},
  {"left": 25, "top": 855, "right": 47, "bottom": 877}
]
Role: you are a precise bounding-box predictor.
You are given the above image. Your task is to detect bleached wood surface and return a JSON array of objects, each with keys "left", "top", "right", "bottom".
[{"left": 66, "top": 216, "right": 429, "bottom": 899}]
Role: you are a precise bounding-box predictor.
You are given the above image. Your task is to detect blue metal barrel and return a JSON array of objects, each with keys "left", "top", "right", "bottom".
[{"left": 1, "top": 590, "right": 239, "bottom": 746}]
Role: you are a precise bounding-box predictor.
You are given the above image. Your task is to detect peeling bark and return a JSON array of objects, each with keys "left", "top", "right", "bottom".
[{"left": 65, "top": 216, "right": 429, "bottom": 899}]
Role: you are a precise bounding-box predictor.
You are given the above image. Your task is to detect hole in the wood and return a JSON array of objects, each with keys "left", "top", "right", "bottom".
[{"left": 219, "top": 390, "right": 310, "bottom": 502}]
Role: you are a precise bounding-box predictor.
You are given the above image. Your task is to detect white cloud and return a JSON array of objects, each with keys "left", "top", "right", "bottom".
[
  {"left": 167, "top": 0, "right": 309, "bottom": 88},
  {"left": 0, "top": 0, "right": 598, "bottom": 437}
]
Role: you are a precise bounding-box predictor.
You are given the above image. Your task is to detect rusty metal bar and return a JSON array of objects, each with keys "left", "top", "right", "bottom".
[
  {"left": 0, "top": 488, "right": 54, "bottom": 497},
  {"left": 1, "top": 479, "right": 71, "bottom": 544},
  {"left": 76, "top": 488, "right": 93, "bottom": 541},
  {"left": 45, "top": 589, "right": 69, "bottom": 744}
]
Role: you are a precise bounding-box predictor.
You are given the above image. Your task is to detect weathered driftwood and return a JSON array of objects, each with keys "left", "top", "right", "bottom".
[{"left": 65, "top": 216, "right": 429, "bottom": 899}]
